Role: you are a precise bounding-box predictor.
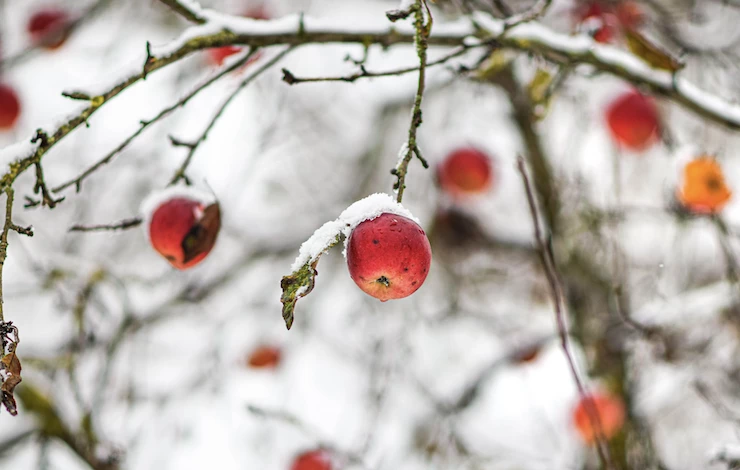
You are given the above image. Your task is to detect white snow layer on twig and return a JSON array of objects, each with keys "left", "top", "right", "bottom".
[{"left": 290, "top": 193, "right": 419, "bottom": 271}]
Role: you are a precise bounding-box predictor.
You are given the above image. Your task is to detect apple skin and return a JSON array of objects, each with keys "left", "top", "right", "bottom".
[
  {"left": 346, "top": 213, "right": 432, "bottom": 302},
  {"left": 0, "top": 84, "right": 20, "bottom": 130},
  {"left": 247, "top": 345, "right": 281, "bottom": 369},
  {"left": 437, "top": 148, "right": 494, "bottom": 198},
  {"left": 148, "top": 197, "right": 219, "bottom": 270},
  {"left": 28, "top": 9, "right": 70, "bottom": 50},
  {"left": 290, "top": 450, "right": 332, "bottom": 470},
  {"left": 572, "top": 392, "right": 626, "bottom": 444},
  {"left": 206, "top": 5, "right": 269, "bottom": 66},
  {"left": 605, "top": 91, "right": 660, "bottom": 151}
]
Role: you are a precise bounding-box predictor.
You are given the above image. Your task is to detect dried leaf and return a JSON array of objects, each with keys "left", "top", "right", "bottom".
[
  {"left": 624, "top": 28, "right": 683, "bottom": 72},
  {"left": 528, "top": 68, "right": 552, "bottom": 102},
  {"left": 1, "top": 344, "right": 22, "bottom": 416},
  {"left": 280, "top": 233, "right": 342, "bottom": 330},
  {"left": 280, "top": 261, "right": 319, "bottom": 330},
  {"left": 181, "top": 202, "right": 221, "bottom": 264}
]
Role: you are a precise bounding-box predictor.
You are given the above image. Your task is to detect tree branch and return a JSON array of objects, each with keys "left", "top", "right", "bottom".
[
  {"left": 516, "top": 156, "right": 616, "bottom": 470},
  {"left": 157, "top": 0, "right": 205, "bottom": 24}
]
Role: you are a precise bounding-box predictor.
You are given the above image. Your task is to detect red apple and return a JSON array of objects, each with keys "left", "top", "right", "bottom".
[
  {"left": 615, "top": 1, "right": 645, "bottom": 29},
  {"left": 346, "top": 213, "right": 432, "bottom": 302},
  {"left": 572, "top": 392, "right": 626, "bottom": 444},
  {"left": 605, "top": 90, "right": 660, "bottom": 151},
  {"left": 576, "top": 2, "right": 617, "bottom": 43},
  {"left": 28, "top": 9, "right": 70, "bottom": 50},
  {"left": 290, "top": 450, "right": 332, "bottom": 470},
  {"left": 247, "top": 345, "right": 281, "bottom": 369},
  {"left": 0, "top": 84, "right": 20, "bottom": 130},
  {"left": 207, "top": 5, "right": 270, "bottom": 66},
  {"left": 437, "top": 148, "right": 494, "bottom": 198},
  {"left": 147, "top": 196, "right": 221, "bottom": 270}
]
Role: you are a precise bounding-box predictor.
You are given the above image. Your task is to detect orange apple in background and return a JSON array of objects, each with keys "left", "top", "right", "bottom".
[
  {"left": 346, "top": 213, "right": 432, "bottom": 302},
  {"left": 572, "top": 392, "right": 626, "bottom": 444},
  {"left": 677, "top": 156, "right": 732, "bottom": 214},
  {"left": 290, "top": 450, "right": 332, "bottom": 470},
  {"left": 0, "top": 84, "right": 20, "bottom": 130},
  {"left": 146, "top": 194, "right": 221, "bottom": 270},
  {"left": 207, "top": 5, "right": 270, "bottom": 66},
  {"left": 605, "top": 90, "right": 660, "bottom": 151},
  {"left": 247, "top": 345, "right": 281, "bottom": 369},
  {"left": 437, "top": 147, "right": 494, "bottom": 199},
  {"left": 28, "top": 9, "right": 71, "bottom": 50}
]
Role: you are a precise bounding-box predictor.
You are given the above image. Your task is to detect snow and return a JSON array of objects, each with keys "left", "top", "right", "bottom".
[
  {"left": 139, "top": 184, "right": 216, "bottom": 227},
  {"left": 0, "top": 138, "right": 39, "bottom": 170},
  {"left": 289, "top": 192, "right": 418, "bottom": 271}
]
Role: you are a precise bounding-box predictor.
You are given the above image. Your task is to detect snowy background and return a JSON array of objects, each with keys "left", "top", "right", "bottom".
[{"left": 1, "top": 0, "right": 740, "bottom": 469}]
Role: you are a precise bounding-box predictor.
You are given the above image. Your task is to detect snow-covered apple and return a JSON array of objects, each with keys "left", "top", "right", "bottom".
[
  {"left": 437, "top": 147, "right": 494, "bottom": 198},
  {"left": 28, "top": 9, "right": 70, "bottom": 50},
  {"left": 346, "top": 213, "right": 432, "bottom": 302},
  {"left": 247, "top": 344, "right": 281, "bottom": 369},
  {"left": 572, "top": 392, "right": 625, "bottom": 444},
  {"left": 207, "top": 5, "right": 270, "bottom": 66},
  {"left": 290, "top": 449, "right": 332, "bottom": 470},
  {"left": 605, "top": 90, "right": 660, "bottom": 151},
  {"left": 143, "top": 188, "right": 221, "bottom": 270},
  {"left": 0, "top": 84, "right": 20, "bottom": 130}
]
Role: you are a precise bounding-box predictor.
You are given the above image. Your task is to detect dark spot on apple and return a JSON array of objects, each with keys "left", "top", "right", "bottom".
[
  {"left": 373, "top": 239, "right": 379, "bottom": 244},
  {"left": 376, "top": 276, "right": 390, "bottom": 287},
  {"left": 403, "top": 267, "right": 409, "bottom": 272},
  {"left": 412, "top": 281, "right": 418, "bottom": 286},
  {"left": 166, "top": 255, "right": 176, "bottom": 262}
]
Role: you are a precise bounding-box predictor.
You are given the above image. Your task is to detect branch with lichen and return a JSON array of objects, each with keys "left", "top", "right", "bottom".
[{"left": 390, "top": 0, "right": 432, "bottom": 203}]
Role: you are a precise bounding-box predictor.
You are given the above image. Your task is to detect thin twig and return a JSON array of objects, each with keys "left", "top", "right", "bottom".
[
  {"left": 53, "top": 48, "right": 260, "bottom": 194},
  {"left": 392, "top": 0, "right": 432, "bottom": 203},
  {"left": 516, "top": 156, "right": 615, "bottom": 470},
  {"left": 69, "top": 217, "right": 143, "bottom": 232},
  {"left": 502, "top": 0, "right": 553, "bottom": 31},
  {"left": 0, "top": 189, "right": 33, "bottom": 324},
  {"left": 157, "top": 0, "right": 206, "bottom": 24},
  {"left": 169, "top": 46, "right": 294, "bottom": 185},
  {"left": 282, "top": 46, "right": 470, "bottom": 85}
]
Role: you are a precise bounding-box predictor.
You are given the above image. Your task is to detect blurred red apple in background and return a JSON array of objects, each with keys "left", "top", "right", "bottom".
[
  {"left": 247, "top": 344, "right": 281, "bottom": 369},
  {"left": 437, "top": 147, "right": 494, "bottom": 198},
  {"left": 28, "top": 9, "right": 71, "bottom": 50},
  {"left": 574, "top": 1, "right": 644, "bottom": 43},
  {"left": 207, "top": 5, "right": 270, "bottom": 66},
  {"left": 572, "top": 392, "right": 626, "bottom": 444},
  {"left": 0, "top": 84, "right": 20, "bottom": 130},
  {"left": 346, "top": 213, "right": 432, "bottom": 302},
  {"left": 146, "top": 193, "right": 221, "bottom": 270},
  {"left": 605, "top": 90, "right": 660, "bottom": 151},
  {"left": 290, "top": 450, "right": 332, "bottom": 470},
  {"left": 576, "top": 2, "right": 616, "bottom": 43}
]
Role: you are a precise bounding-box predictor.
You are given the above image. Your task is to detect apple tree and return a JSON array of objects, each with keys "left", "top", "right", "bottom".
[{"left": 0, "top": 0, "right": 739, "bottom": 469}]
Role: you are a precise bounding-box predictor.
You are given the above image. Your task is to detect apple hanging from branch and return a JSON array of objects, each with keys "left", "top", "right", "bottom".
[
  {"left": 280, "top": 193, "right": 432, "bottom": 329},
  {"left": 141, "top": 187, "right": 222, "bottom": 270}
]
